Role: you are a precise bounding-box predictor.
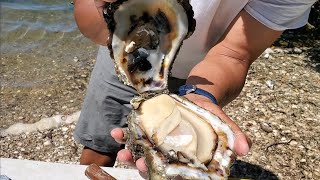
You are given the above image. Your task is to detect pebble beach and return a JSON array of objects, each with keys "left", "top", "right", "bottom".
[{"left": 1, "top": 1, "right": 319, "bottom": 179}]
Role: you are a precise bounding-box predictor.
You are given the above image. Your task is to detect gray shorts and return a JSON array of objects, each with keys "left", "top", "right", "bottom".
[{"left": 74, "top": 46, "right": 185, "bottom": 153}]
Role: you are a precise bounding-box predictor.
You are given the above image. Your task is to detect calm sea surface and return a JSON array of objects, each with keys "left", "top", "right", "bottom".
[
  {"left": 0, "top": 0, "right": 98, "bottom": 128},
  {"left": 0, "top": 0, "right": 96, "bottom": 88},
  {"left": 1, "top": 0, "right": 78, "bottom": 53}
]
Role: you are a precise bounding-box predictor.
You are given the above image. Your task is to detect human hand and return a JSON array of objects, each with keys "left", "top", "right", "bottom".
[
  {"left": 73, "top": 0, "right": 117, "bottom": 45},
  {"left": 110, "top": 128, "right": 148, "bottom": 174},
  {"left": 184, "top": 94, "right": 252, "bottom": 156},
  {"left": 111, "top": 94, "right": 251, "bottom": 174}
]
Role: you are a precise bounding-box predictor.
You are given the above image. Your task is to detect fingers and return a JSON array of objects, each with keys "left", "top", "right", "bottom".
[
  {"left": 112, "top": 128, "right": 148, "bottom": 177},
  {"left": 117, "top": 149, "right": 148, "bottom": 178},
  {"left": 234, "top": 132, "right": 251, "bottom": 156},
  {"left": 117, "top": 149, "right": 134, "bottom": 165},
  {"left": 211, "top": 106, "right": 251, "bottom": 156},
  {"left": 117, "top": 149, "right": 148, "bottom": 172},
  {"left": 111, "top": 128, "right": 127, "bottom": 144},
  {"left": 136, "top": 158, "right": 148, "bottom": 173}
]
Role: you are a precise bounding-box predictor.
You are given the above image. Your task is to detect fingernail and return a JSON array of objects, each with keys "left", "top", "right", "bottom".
[
  {"left": 110, "top": 129, "right": 115, "bottom": 135},
  {"left": 235, "top": 133, "right": 250, "bottom": 156},
  {"left": 241, "top": 143, "right": 250, "bottom": 156}
]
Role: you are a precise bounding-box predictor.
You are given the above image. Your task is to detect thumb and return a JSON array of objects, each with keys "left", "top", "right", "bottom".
[
  {"left": 193, "top": 100, "right": 251, "bottom": 156},
  {"left": 234, "top": 131, "right": 251, "bottom": 156}
]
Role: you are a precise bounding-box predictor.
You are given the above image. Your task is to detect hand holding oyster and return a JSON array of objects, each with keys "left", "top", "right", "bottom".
[{"left": 103, "top": 0, "right": 243, "bottom": 179}]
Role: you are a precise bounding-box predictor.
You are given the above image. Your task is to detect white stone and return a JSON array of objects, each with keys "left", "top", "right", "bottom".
[
  {"left": 73, "top": 57, "right": 79, "bottom": 62},
  {"left": 289, "top": 140, "right": 298, "bottom": 146},
  {"left": 300, "top": 159, "right": 307, "bottom": 163},
  {"left": 293, "top": 47, "right": 302, "bottom": 54},
  {"left": 44, "top": 140, "right": 52, "bottom": 146},
  {"left": 266, "top": 80, "right": 275, "bottom": 90},
  {"left": 1, "top": 111, "right": 81, "bottom": 136}
]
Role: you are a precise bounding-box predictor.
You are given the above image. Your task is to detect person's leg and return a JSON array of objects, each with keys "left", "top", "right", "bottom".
[
  {"left": 80, "top": 147, "right": 116, "bottom": 166},
  {"left": 74, "top": 46, "right": 137, "bottom": 166}
]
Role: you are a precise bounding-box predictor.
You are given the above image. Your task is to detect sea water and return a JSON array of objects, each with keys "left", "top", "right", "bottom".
[
  {"left": 0, "top": 0, "right": 77, "bottom": 53},
  {"left": 0, "top": 0, "right": 97, "bottom": 128}
]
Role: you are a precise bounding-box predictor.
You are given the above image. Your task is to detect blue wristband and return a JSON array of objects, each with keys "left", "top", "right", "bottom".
[{"left": 178, "top": 85, "right": 219, "bottom": 105}]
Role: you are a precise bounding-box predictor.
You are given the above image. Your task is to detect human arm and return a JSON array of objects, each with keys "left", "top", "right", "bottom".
[
  {"left": 187, "top": 10, "right": 283, "bottom": 107},
  {"left": 185, "top": 9, "right": 282, "bottom": 156},
  {"left": 73, "top": 0, "right": 116, "bottom": 45}
]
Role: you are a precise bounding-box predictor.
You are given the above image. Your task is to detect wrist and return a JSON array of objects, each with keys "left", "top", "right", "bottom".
[
  {"left": 178, "top": 85, "right": 219, "bottom": 105},
  {"left": 184, "top": 93, "right": 216, "bottom": 105}
]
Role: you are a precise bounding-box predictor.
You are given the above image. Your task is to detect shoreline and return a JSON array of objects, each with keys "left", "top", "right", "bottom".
[{"left": 0, "top": 31, "right": 97, "bottom": 129}]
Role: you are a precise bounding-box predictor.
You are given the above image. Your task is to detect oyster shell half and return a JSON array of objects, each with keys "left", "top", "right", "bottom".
[
  {"left": 128, "top": 94, "right": 236, "bottom": 179},
  {"left": 104, "top": 0, "right": 195, "bottom": 93}
]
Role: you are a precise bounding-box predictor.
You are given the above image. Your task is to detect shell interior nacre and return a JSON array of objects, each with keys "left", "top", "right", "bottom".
[
  {"left": 104, "top": 0, "right": 195, "bottom": 93},
  {"left": 128, "top": 94, "right": 236, "bottom": 179}
]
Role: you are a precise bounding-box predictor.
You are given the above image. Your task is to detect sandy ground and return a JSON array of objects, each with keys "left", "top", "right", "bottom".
[{"left": 0, "top": 31, "right": 319, "bottom": 179}]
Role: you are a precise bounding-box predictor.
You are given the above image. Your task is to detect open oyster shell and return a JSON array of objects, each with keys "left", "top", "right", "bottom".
[
  {"left": 104, "top": 0, "right": 195, "bottom": 93},
  {"left": 128, "top": 94, "right": 236, "bottom": 179},
  {"left": 103, "top": 0, "right": 237, "bottom": 179}
]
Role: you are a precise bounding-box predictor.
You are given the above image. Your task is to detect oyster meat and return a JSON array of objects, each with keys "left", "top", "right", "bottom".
[
  {"left": 128, "top": 94, "right": 236, "bottom": 179},
  {"left": 104, "top": 0, "right": 195, "bottom": 93},
  {"left": 103, "top": 0, "right": 237, "bottom": 179}
]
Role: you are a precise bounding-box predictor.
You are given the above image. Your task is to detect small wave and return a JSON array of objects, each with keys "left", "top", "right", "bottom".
[
  {"left": 0, "top": 2, "right": 73, "bottom": 11},
  {"left": 2, "top": 19, "right": 77, "bottom": 33}
]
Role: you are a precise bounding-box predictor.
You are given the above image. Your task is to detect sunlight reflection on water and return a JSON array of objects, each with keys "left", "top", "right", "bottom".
[{"left": 0, "top": 0, "right": 78, "bottom": 53}]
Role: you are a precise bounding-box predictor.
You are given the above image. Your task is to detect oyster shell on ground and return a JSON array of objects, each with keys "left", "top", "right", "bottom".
[
  {"left": 128, "top": 94, "right": 236, "bottom": 179},
  {"left": 104, "top": 0, "right": 195, "bottom": 93}
]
